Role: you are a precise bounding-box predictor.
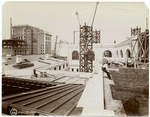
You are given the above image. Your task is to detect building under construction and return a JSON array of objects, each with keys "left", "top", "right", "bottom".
[{"left": 2, "top": 2, "right": 149, "bottom": 117}]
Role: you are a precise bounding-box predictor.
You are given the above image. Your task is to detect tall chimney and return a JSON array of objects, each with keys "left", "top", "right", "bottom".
[
  {"left": 10, "top": 18, "right": 12, "bottom": 39},
  {"left": 146, "top": 18, "right": 148, "bottom": 29}
]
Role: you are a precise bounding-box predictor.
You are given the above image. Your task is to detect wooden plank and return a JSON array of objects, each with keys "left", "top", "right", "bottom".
[
  {"left": 64, "top": 94, "right": 83, "bottom": 116},
  {"left": 47, "top": 87, "right": 84, "bottom": 113},
  {"left": 22, "top": 85, "right": 79, "bottom": 107},
  {"left": 72, "top": 78, "right": 82, "bottom": 84},
  {"left": 50, "top": 75, "right": 65, "bottom": 82},
  {"left": 9, "top": 104, "right": 55, "bottom": 116},
  {"left": 6, "top": 85, "right": 73, "bottom": 105},
  {"left": 2, "top": 84, "right": 67, "bottom": 101},
  {"left": 34, "top": 85, "right": 83, "bottom": 109},
  {"left": 2, "top": 102, "right": 10, "bottom": 115},
  {"left": 38, "top": 60, "right": 51, "bottom": 65}
]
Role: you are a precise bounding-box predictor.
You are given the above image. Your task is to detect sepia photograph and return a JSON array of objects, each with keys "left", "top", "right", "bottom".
[{"left": 1, "top": 1, "right": 149, "bottom": 116}]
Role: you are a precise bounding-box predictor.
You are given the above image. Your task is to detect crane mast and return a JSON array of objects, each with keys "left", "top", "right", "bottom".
[{"left": 79, "top": 2, "right": 100, "bottom": 72}]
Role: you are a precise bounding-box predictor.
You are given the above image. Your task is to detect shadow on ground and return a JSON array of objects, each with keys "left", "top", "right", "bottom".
[{"left": 109, "top": 69, "right": 149, "bottom": 116}]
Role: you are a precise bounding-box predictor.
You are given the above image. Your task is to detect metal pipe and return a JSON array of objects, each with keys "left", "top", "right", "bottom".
[
  {"left": 10, "top": 18, "right": 12, "bottom": 39},
  {"left": 146, "top": 18, "right": 148, "bottom": 29},
  {"left": 74, "top": 31, "right": 75, "bottom": 44}
]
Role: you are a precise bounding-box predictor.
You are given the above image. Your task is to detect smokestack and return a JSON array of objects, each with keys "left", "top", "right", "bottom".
[
  {"left": 10, "top": 18, "right": 12, "bottom": 39},
  {"left": 146, "top": 18, "right": 148, "bottom": 29}
]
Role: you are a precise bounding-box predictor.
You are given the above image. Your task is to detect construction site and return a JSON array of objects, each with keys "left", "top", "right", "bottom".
[{"left": 2, "top": 2, "right": 149, "bottom": 116}]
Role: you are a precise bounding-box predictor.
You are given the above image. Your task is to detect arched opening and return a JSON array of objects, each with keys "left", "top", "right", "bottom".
[
  {"left": 59, "top": 66, "right": 61, "bottom": 70},
  {"left": 72, "top": 50, "right": 79, "bottom": 60},
  {"left": 126, "top": 49, "right": 131, "bottom": 58},
  {"left": 103, "top": 50, "right": 112, "bottom": 57},
  {"left": 120, "top": 50, "right": 123, "bottom": 58}
]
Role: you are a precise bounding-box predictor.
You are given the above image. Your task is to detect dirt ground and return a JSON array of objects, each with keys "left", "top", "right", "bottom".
[{"left": 105, "top": 70, "right": 149, "bottom": 116}]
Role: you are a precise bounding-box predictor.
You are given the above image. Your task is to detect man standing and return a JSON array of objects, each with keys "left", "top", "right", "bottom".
[
  {"left": 33, "top": 69, "right": 38, "bottom": 77},
  {"left": 101, "top": 60, "right": 112, "bottom": 80}
]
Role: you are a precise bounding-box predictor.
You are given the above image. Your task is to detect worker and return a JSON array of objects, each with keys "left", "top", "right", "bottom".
[
  {"left": 33, "top": 69, "right": 38, "bottom": 77},
  {"left": 43, "top": 72, "right": 47, "bottom": 77},
  {"left": 101, "top": 60, "right": 112, "bottom": 80},
  {"left": 40, "top": 72, "right": 43, "bottom": 77}
]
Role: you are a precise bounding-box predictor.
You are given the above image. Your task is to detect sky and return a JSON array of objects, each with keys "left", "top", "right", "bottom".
[{"left": 2, "top": 2, "right": 149, "bottom": 45}]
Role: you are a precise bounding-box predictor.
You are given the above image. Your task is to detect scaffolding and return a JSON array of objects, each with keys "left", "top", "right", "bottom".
[
  {"left": 93, "top": 30, "right": 101, "bottom": 44},
  {"left": 79, "top": 23, "right": 93, "bottom": 72},
  {"left": 79, "top": 23, "right": 100, "bottom": 72},
  {"left": 79, "top": 2, "right": 100, "bottom": 72},
  {"left": 130, "top": 27, "right": 149, "bottom": 68}
]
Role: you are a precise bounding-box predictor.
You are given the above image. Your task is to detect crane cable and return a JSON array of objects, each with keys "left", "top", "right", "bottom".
[
  {"left": 91, "top": 2, "right": 99, "bottom": 27},
  {"left": 87, "top": 7, "right": 95, "bottom": 25}
]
